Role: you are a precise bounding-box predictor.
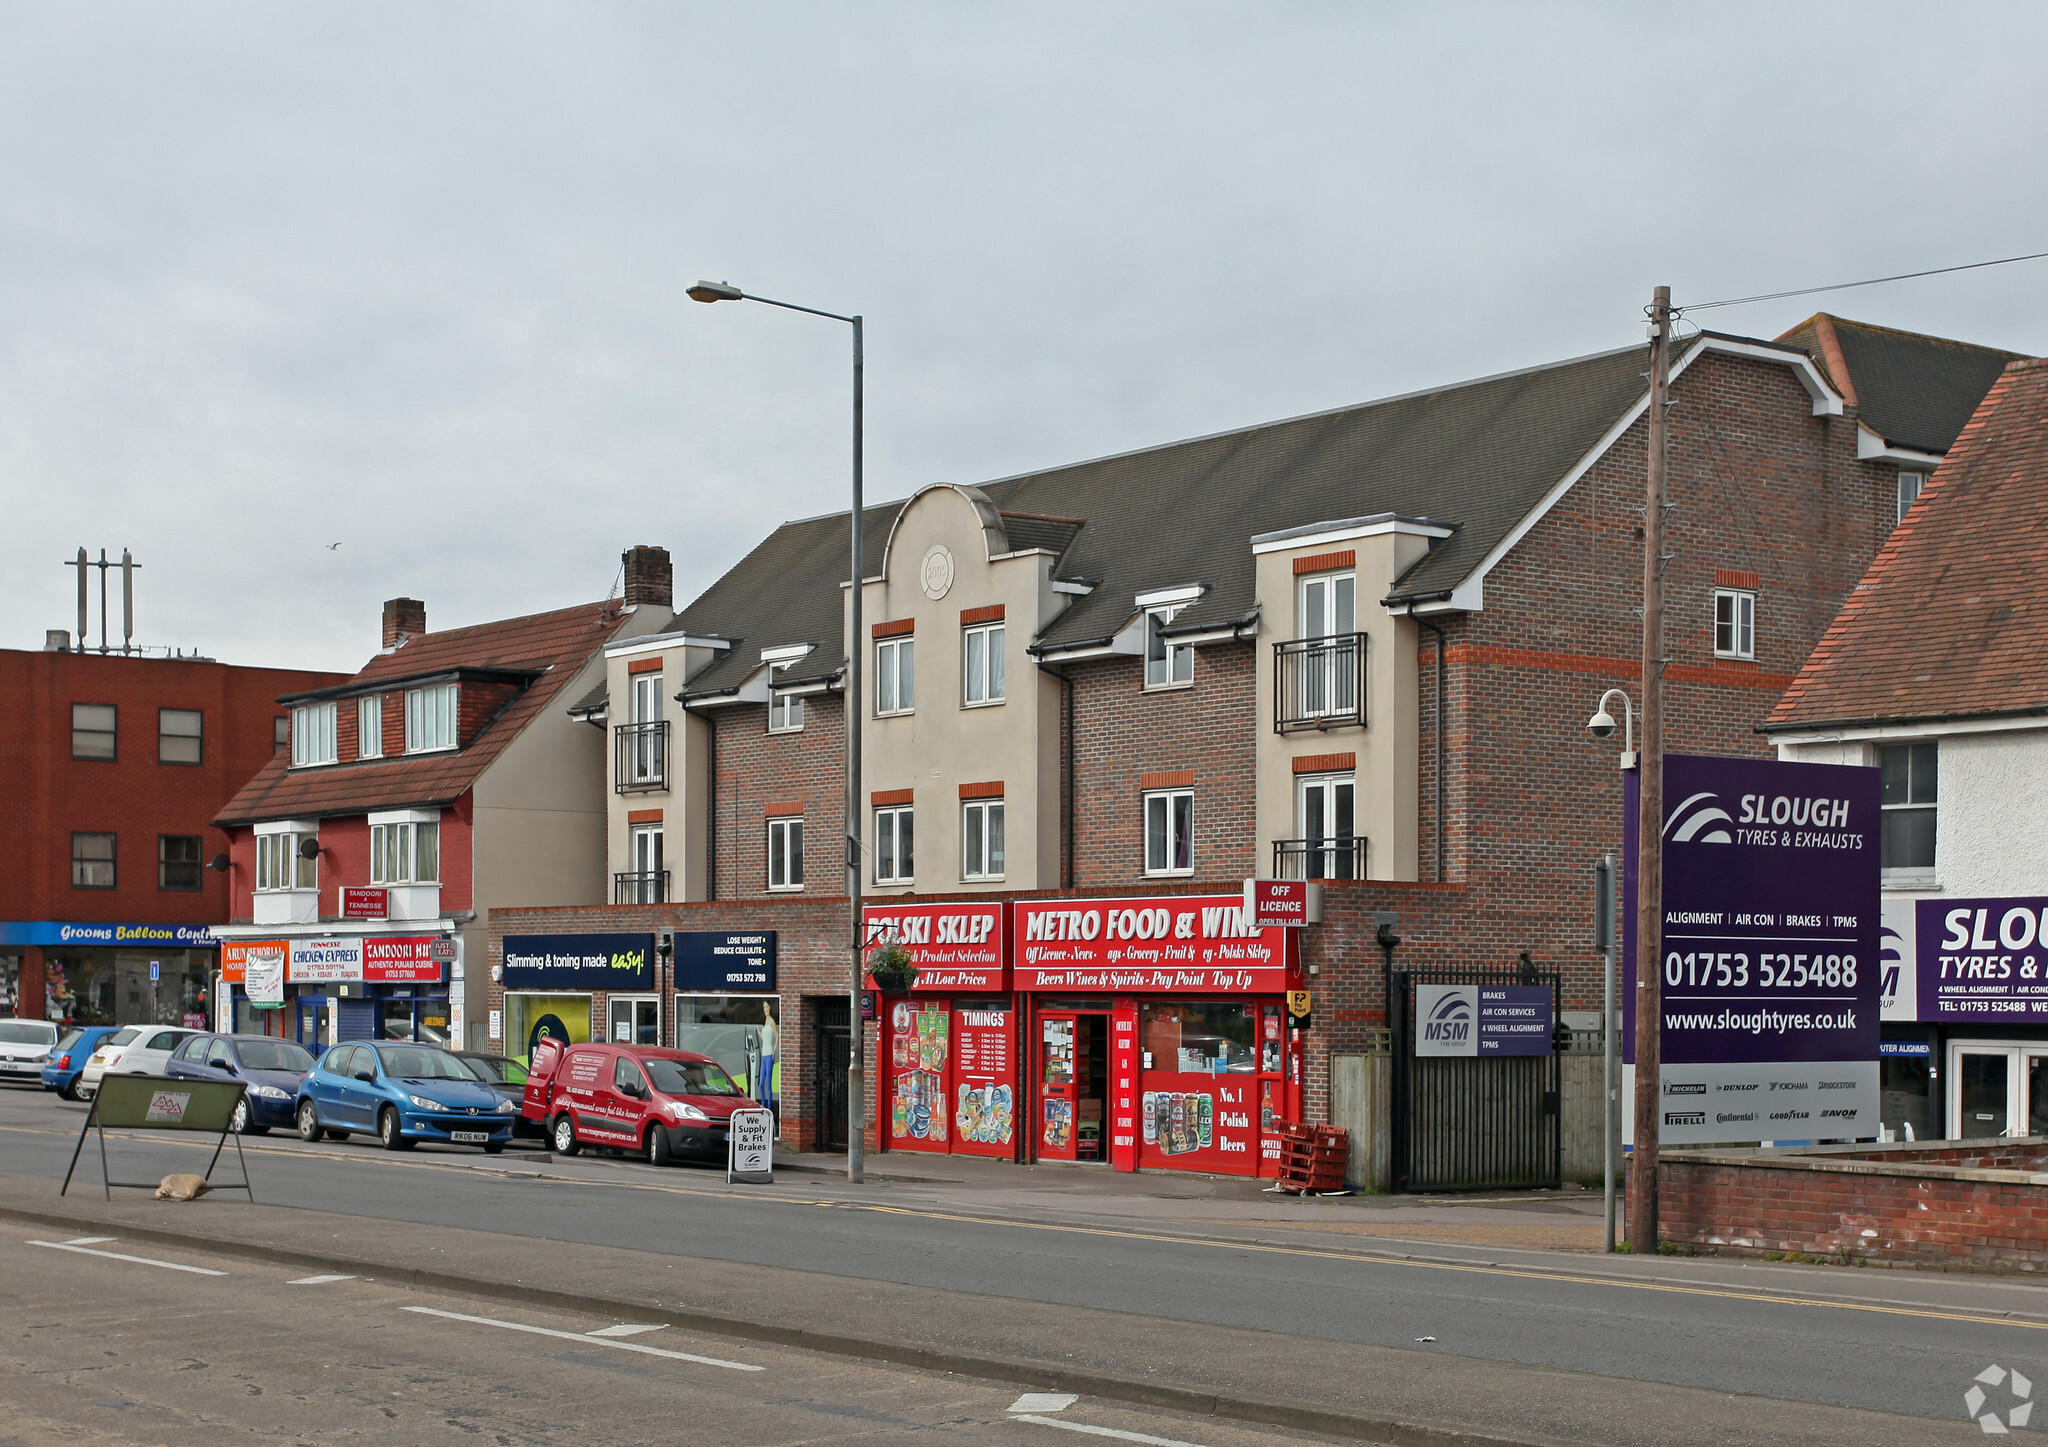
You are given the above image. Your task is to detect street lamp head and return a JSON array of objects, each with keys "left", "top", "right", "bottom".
[
  {"left": 1586, "top": 708, "right": 1617, "bottom": 739},
  {"left": 687, "top": 280, "right": 744, "bottom": 304}
]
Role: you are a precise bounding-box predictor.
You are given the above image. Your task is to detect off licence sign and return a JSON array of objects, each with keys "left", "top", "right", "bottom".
[{"left": 1243, "top": 879, "right": 1320, "bottom": 929}]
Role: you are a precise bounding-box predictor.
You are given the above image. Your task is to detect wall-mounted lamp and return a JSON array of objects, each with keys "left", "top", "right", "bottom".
[{"left": 1586, "top": 688, "right": 1638, "bottom": 771}]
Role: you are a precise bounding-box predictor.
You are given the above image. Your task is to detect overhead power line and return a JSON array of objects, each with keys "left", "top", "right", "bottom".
[{"left": 1679, "top": 249, "right": 2048, "bottom": 313}]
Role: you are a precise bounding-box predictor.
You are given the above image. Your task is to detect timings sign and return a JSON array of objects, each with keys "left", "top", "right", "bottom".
[{"left": 1625, "top": 755, "right": 1882, "bottom": 1145}]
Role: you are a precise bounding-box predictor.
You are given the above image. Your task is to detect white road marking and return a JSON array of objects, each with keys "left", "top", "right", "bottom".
[
  {"left": 288, "top": 1274, "right": 357, "bottom": 1285},
  {"left": 1012, "top": 1414, "right": 1208, "bottom": 1447},
  {"left": 1009, "top": 1394, "right": 1079, "bottom": 1413},
  {"left": 28, "top": 1240, "right": 227, "bottom": 1276},
  {"left": 400, "top": 1306, "right": 760, "bottom": 1371},
  {"left": 587, "top": 1322, "right": 665, "bottom": 1337},
  {"left": 63, "top": 1236, "right": 118, "bottom": 1246}
]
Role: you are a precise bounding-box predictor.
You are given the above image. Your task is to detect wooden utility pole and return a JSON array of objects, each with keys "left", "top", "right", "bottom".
[{"left": 1630, "top": 284, "right": 1672, "bottom": 1251}]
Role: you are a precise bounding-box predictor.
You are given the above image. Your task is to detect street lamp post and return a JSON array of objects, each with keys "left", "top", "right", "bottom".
[
  {"left": 690, "top": 280, "right": 867, "bottom": 1186},
  {"left": 1586, "top": 686, "right": 1637, "bottom": 1254}
]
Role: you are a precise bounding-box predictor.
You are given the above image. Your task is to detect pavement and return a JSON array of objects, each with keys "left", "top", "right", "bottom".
[{"left": 2, "top": 1083, "right": 2041, "bottom": 1445}]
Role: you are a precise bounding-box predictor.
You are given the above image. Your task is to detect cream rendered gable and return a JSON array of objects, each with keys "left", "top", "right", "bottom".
[{"left": 855, "top": 484, "right": 1070, "bottom": 893}]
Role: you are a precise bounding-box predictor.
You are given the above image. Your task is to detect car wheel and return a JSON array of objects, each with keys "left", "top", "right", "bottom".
[
  {"left": 550, "top": 1114, "right": 581, "bottom": 1156},
  {"left": 483, "top": 1142, "right": 505, "bottom": 1156},
  {"left": 58, "top": 1080, "right": 79, "bottom": 1102},
  {"left": 231, "top": 1098, "right": 251, "bottom": 1134},
  {"left": 647, "top": 1124, "right": 674, "bottom": 1168},
  {"left": 378, "top": 1106, "right": 413, "bottom": 1152},
  {"left": 297, "top": 1099, "right": 323, "bottom": 1142}
]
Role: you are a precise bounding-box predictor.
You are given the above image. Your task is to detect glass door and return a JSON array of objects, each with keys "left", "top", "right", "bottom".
[
  {"left": 1039, "top": 1013, "right": 1078, "bottom": 1161},
  {"left": 608, "top": 996, "right": 659, "bottom": 1045},
  {"left": 1953, "top": 1045, "right": 2013, "bottom": 1137}
]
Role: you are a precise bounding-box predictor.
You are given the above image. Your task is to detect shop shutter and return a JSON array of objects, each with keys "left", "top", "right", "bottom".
[{"left": 336, "top": 998, "right": 378, "bottom": 1043}]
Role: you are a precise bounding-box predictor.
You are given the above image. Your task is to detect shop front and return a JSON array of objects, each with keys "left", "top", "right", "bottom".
[
  {"left": 671, "top": 930, "right": 781, "bottom": 1119},
  {"left": 499, "top": 932, "right": 652, "bottom": 1064},
  {"left": 221, "top": 934, "right": 452, "bottom": 1047},
  {"left": 1, "top": 922, "right": 218, "bottom": 1028},
  {"left": 1012, "top": 895, "right": 1299, "bottom": 1177},
  {"left": 864, "top": 901, "right": 1017, "bottom": 1160}
]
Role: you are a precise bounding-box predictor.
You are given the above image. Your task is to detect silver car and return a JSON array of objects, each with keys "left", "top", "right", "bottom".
[
  {"left": 0, "top": 1020, "right": 60, "bottom": 1082},
  {"left": 77, "top": 1026, "right": 203, "bottom": 1098}
]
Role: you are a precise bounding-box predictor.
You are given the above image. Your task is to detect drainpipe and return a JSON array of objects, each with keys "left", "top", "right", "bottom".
[
  {"left": 1036, "top": 662, "right": 1075, "bottom": 888},
  {"left": 702, "top": 704, "right": 715, "bottom": 901},
  {"left": 1416, "top": 617, "right": 1447, "bottom": 883}
]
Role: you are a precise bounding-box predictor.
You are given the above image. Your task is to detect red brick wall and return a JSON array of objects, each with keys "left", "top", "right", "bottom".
[
  {"left": 224, "top": 789, "right": 475, "bottom": 919},
  {"left": 1654, "top": 1146, "right": 2048, "bottom": 1273},
  {"left": 1066, "top": 643, "right": 1256, "bottom": 889},
  {"left": 712, "top": 694, "right": 847, "bottom": 901}
]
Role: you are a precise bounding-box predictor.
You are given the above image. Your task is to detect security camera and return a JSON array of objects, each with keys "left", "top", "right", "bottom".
[{"left": 1585, "top": 709, "right": 1616, "bottom": 739}]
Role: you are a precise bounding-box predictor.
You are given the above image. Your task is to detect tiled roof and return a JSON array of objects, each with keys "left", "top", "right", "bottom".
[
  {"left": 215, "top": 601, "right": 631, "bottom": 825},
  {"left": 1776, "top": 313, "right": 2025, "bottom": 456},
  {"left": 1765, "top": 358, "right": 2048, "bottom": 732}
]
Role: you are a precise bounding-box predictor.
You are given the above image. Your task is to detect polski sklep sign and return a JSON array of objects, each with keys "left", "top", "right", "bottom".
[
  {"left": 1414, "top": 985, "right": 1555, "bottom": 1057},
  {"left": 1625, "top": 755, "right": 1881, "bottom": 1144},
  {"left": 1879, "top": 895, "right": 2048, "bottom": 1022}
]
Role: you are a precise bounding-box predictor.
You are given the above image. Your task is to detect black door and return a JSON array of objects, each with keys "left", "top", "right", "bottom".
[{"left": 814, "top": 997, "right": 851, "bottom": 1153}]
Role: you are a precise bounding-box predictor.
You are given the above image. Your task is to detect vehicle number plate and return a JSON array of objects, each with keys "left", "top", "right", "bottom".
[{"left": 450, "top": 1130, "right": 489, "bottom": 1143}]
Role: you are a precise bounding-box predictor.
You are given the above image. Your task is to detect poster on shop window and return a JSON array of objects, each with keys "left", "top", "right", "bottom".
[
  {"left": 1137, "top": 1001, "right": 1262, "bottom": 1169},
  {"left": 888, "top": 1000, "right": 1016, "bottom": 1155}
]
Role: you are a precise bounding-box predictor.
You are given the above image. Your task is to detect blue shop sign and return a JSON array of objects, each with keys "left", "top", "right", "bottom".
[
  {"left": 0, "top": 921, "right": 217, "bottom": 948},
  {"left": 1878, "top": 1040, "right": 1932, "bottom": 1057},
  {"left": 502, "top": 933, "right": 653, "bottom": 991},
  {"left": 673, "top": 931, "right": 777, "bottom": 992}
]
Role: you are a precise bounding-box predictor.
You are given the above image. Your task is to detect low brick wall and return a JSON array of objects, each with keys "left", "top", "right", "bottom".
[{"left": 1648, "top": 1139, "right": 2048, "bottom": 1274}]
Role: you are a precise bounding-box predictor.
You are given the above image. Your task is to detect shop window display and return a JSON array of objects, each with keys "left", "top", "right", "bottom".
[
  {"left": 502, "top": 993, "right": 593, "bottom": 1065},
  {"left": 1137, "top": 1002, "right": 1262, "bottom": 1167},
  {"left": 40, "top": 950, "right": 210, "bottom": 1028},
  {"left": 674, "top": 995, "right": 779, "bottom": 1113}
]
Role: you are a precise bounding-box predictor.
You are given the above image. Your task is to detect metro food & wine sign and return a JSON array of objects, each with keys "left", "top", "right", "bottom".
[{"left": 1013, "top": 895, "right": 1288, "bottom": 993}]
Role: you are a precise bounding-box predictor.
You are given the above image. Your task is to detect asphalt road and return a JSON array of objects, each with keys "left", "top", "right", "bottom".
[
  {"left": 3, "top": 1227, "right": 1341, "bottom": 1447},
  {"left": 2, "top": 1083, "right": 2039, "bottom": 1434}
]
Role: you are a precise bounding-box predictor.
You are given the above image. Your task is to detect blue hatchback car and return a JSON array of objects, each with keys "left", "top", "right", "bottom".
[
  {"left": 41, "top": 1025, "right": 125, "bottom": 1101},
  {"left": 163, "top": 1033, "right": 317, "bottom": 1134},
  {"left": 295, "top": 1040, "right": 515, "bottom": 1152}
]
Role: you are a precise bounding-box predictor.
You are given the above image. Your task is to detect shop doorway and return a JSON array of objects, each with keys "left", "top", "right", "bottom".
[
  {"left": 607, "top": 995, "right": 659, "bottom": 1046},
  {"left": 296, "top": 997, "right": 330, "bottom": 1049},
  {"left": 1948, "top": 1043, "right": 2048, "bottom": 1138},
  {"left": 813, "top": 997, "right": 850, "bottom": 1153},
  {"left": 1038, "top": 1011, "right": 1108, "bottom": 1162}
]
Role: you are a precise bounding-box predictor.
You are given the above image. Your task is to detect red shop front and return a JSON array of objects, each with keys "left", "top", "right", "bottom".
[
  {"left": 864, "top": 901, "right": 1019, "bottom": 1160},
  {"left": 1013, "top": 895, "right": 1301, "bottom": 1178}
]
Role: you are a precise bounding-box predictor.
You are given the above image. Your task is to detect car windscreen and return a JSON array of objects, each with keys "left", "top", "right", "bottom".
[
  {"left": 459, "top": 1056, "right": 527, "bottom": 1085},
  {"left": 376, "top": 1046, "right": 474, "bottom": 1081},
  {"left": 0, "top": 1022, "right": 56, "bottom": 1045},
  {"left": 644, "top": 1057, "right": 746, "bottom": 1098},
  {"left": 104, "top": 1029, "right": 141, "bottom": 1047},
  {"left": 238, "top": 1041, "right": 315, "bottom": 1073}
]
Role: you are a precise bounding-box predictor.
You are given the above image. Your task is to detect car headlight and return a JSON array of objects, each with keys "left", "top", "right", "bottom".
[
  {"left": 669, "top": 1101, "right": 708, "bottom": 1122},
  {"left": 496, "top": 1098, "right": 518, "bottom": 1113},
  {"left": 247, "top": 1085, "right": 290, "bottom": 1100},
  {"left": 406, "top": 1094, "right": 445, "bottom": 1111}
]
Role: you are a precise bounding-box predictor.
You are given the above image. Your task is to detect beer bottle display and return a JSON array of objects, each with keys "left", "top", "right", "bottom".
[{"left": 1197, "top": 1094, "right": 1213, "bottom": 1148}]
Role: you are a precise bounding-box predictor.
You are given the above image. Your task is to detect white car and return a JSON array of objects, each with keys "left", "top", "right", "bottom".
[
  {"left": 78, "top": 1026, "right": 203, "bottom": 1097},
  {"left": 0, "top": 1020, "right": 60, "bottom": 1083}
]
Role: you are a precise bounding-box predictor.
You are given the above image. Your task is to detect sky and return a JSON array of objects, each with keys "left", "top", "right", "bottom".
[{"left": 4, "top": 4, "right": 2046, "bottom": 673}]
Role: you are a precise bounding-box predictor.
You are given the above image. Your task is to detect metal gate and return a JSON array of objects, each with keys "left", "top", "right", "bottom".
[
  {"left": 1390, "top": 968, "right": 1561, "bottom": 1192},
  {"left": 813, "top": 997, "right": 851, "bottom": 1153}
]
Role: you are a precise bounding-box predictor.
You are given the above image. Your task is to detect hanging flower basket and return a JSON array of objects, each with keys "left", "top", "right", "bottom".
[{"left": 866, "top": 942, "right": 920, "bottom": 995}]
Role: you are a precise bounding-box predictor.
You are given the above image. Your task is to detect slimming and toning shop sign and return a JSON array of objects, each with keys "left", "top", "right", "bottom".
[{"left": 501, "top": 934, "right": 653, "bottom": 991}]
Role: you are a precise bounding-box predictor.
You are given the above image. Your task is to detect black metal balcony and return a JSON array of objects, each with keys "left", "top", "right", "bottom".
[
  {"left": 1274, "top": 634, "right": 1366, "bottom": 733},
  {"left": 613, "top": 870, "right": 671, "bottom": 904},
  {"left": 614, "top": 720, "right": 668, "bottom": 792},
  {"left": 1272, "top": 836, "right": 1367, "bottom": 880}
]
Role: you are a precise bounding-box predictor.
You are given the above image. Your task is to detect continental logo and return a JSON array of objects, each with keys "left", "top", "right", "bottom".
[{"left": 1716, "top": 1112, "right": 1758, "bottom": 1124}]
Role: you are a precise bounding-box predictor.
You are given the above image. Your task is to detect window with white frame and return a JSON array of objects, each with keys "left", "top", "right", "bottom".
[
  {"left": 625, "top": 823, "right": 665, "bottom": 902},
  {"left": 405, "top": 682, "right": 457, "bottom": 752},
  {"left": 370, "top": 820, "right": 440, "bottom": 885},
  {"left": 291, "top": 702, "right": 338, "bottom": 766},
  {"left": 1295, "top": 571, "right": 1358, "bottom": 718},
  {"left": 1144, "top": 790, "right": 1194, "bottom": 876},
  {"left": 1713, "top": 590, "right": 1755, "bottom": 660},
  {"left": 962, "top": 799, "right": 1005, "bottom": 880},
  {"left": 963, "top": 623, "right": 1005, "bottom": 705},
  {"left": 1144, "top": 608, "right": 1193, "bottom": 689},
  {"left": 256, "top": 831, "right": 318, "bottom": 891},
  {"left": 358, "top": 696, "right": 383, "bottom": 759},
  {"left": 1897, "top": 472, "right": 1927, "bottom": 522},
  {"left": 875, "top": 806, "right": 914, "bottom": 883},
  {"left": 768, "top": 817, "right": 804, "bottom": 890},
  {"left": 876, "top": 636, "right": 915, "bottom": 715},
  {"left": 769, "top": 686, "right": 805, "bottom": 733},
  {"left": 1296, "top": 774, "right": 1359, "bottom": 880},
  {"left": 1880, "top": 741, "right": 1937, "bottom": 876}
]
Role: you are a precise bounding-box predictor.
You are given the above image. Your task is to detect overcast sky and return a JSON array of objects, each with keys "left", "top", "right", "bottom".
[{"left": 5, "top": 4, "right": 2045, "bottom": 673}]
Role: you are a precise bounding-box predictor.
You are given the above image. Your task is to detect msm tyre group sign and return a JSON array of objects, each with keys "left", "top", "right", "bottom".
[{"left": 1626, "top": 755, "right": 1881, "bottom": 1145}]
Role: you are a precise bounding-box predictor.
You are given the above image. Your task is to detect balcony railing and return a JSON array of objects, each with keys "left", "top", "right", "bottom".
[
  {"left": 614, "top": 720, "right": 669, "bottom": 792},
  {"left": 1274, "top": 633, "right": 1366, "bottom": 733},
  {"left": 1273, "top": 836, "right": 1367, "bottom": 881},
  {"left": 613, "top": 870, "right": 671, "bottom": 904}
]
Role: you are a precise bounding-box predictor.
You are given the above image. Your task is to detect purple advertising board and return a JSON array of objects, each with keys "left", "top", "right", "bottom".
[
  {"left": 1624, "top": 755, "right": 1882, "bottom": 1143},
  {"left": 1878, "top": 897, "right": 2048, "bottom": 1022}
]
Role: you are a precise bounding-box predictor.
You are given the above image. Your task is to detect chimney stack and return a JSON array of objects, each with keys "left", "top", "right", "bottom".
[
  {"left": 621, "top": 545, "right": 673, "bottom": 610},
  {"left": 382, "top": 597, "right": 427, "bottom": 650}
]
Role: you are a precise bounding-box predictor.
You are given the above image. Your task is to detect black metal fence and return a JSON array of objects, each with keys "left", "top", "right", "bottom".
[
  {"left": 613, "top": 870, "right": 671, "bottom": 904},
  {"left": 1390, "top": 967, "right": 1561, "bottom": 1192},
  {"left": 1272, "top": 836, "right": 1368, "bottom": 880},
  {"left": 1273, "top": 633, "right": 1366, "bottom": 733},
  {"left": 614, "top": 720, "right": 668, "bottom": 792}
]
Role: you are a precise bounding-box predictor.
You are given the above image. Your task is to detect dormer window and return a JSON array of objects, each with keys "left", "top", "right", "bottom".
[
  {"left": 761, "top": 643, "right": 815, "bottom": 733},
  {"left": 1138, "top": 586, "right": 1204, "bottom": 691},
  {"left": 358, "top": 696, "right": 384, "bottom": 759},
  {"left": 405, "top": 682, "right": 457, "bottom": 753},
  {"left": 291, "top": 702, "right": 338, "bottom": 766}
]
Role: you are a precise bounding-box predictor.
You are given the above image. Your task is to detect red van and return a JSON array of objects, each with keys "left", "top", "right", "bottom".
[{"left": 523, "top": 1040, "right": 756, "bottom": 1166}]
